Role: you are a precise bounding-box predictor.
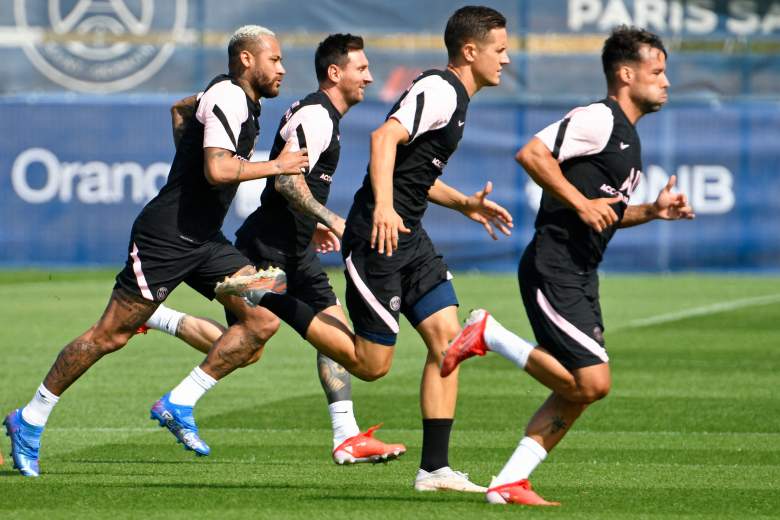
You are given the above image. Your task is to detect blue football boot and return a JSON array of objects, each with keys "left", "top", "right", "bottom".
[
  {"left": 4, "top": 409, "right": 44, "bottom": 477},
  {"left": 150, "top": 393, "right": 210, "bottom": 456}
]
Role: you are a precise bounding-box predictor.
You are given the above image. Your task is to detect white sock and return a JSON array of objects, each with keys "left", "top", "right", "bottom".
[
  {"left": 146, "top": 304, "right": 185, "bottom": 337},
  {"left": 168, "top": 366, "right": 217, "bottom": 407},
  {"left": 21, "top": 384, "right": 60, "bottom": 427},
  {"left": 484, "top": 314, "right": 534, "bottom": 369},
  {"left": 491, "top": 436, "right": 547, "bottom": 487},
  {"left": 329, "top": 400, "right": 360, "bottom": 449}
]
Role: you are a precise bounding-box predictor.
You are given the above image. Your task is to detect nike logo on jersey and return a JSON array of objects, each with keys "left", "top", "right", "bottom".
[
  {"left": 619, "top": 142, "right": 630, "bottom": 150},
  {"left": 458, "top": 120, "right": 465, "bottom": 127}
]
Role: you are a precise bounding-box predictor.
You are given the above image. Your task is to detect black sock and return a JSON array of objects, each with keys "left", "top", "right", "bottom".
[{"left": 420, "top": 418, "right": 453, "bottom": 472}]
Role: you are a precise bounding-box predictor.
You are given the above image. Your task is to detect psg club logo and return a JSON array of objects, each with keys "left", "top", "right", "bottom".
[
  {"left": 13, "top": 0, "right": 188, "bottom": 93},
  {"left": 156, "top": 286, "right": 168, "bottom": 301}
]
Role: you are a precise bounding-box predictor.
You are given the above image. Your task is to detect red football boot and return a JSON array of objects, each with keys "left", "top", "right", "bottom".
[
  {"left": 486, "top": 479, "right": 561, "bottom": 506},
  {"left": 332, "top": 424, "right": 406, "bottom": 464},
  {"left": 440, "top": 309, "right": 490, "bottom": 377}
]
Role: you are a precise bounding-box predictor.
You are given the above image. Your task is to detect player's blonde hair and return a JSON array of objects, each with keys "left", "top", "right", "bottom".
[{"left": 228, "top": 25, "right": 276, "bottom": 63}]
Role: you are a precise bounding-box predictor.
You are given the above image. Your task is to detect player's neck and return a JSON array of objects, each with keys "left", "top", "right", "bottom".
[
  {"left": 320, "top": 86, "right": 349, "bottom": 115},
  {"left": 233, "top": 75, "right": 261, "bottom": 104},
  {"left": 608, "top": 91, "right": 644, "bottom": 125},
  {"left": 447, "top": 63, "right": 478, "bottom": 97}
]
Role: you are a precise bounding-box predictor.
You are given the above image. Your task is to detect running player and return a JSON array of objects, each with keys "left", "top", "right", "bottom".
[
  {"left": 3, "top": 25, "right": 308, "bottom": 477},
  {"left": 145, "top": 34, "right": 405, "bottom": 464},
  {"left": 219, "top": 5, "right": 514, "bottom": 492},
  {"left": 441, "top": 26, "right": 695, "bottom": 505}
]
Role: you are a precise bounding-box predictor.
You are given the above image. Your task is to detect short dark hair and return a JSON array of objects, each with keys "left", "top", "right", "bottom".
[
  {"left": 315, "top": 33, "right": 364, "bottom": 82},
  {"left": 602, "top": 25, "right": 667, "bottom": 86},
  {"left": 444, "top": 5, "right": 506, "bottom": 60}
]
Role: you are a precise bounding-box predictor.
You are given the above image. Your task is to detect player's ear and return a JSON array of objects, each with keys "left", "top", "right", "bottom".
[
  {"left": 327, "top": 63, "right": 341, "bottom": 83},
  {"left": 239, "top": 48, "right": 254, "bottom": 69},
  {"left": 618, "top": 64, "right": 634, "bottom": 84},
  {"left": 462, "top": 41, "right": 477, "bottom": 63}
]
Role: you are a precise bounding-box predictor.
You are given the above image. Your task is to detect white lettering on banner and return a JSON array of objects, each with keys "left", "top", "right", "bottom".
[
  {"left": 11, "top": 148, "right": 270, "bottom": 218},
  {"left": 524, "top": 164, "right": 735, "bottom": 214},
  {"left": 12, "top": 147, "right": 168, "bottom": 204},
  {"left": 12, "top": 147, "right": 272, "bottom": 218},
  {"left": 568, "top": 0, "right": 779, "bottom": 35}
]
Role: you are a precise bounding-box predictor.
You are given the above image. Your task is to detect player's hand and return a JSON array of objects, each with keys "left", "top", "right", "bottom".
[
  {"left": 274, "top": 140, "right": 309, "bottom": 176},
  {"left": 328, "top": 216, "right": 346, "bottom": 240},
  {"left": 576, "top": 196, "right": 622, "bottom": 233},
  {"left": 653, "top": 175, "right": 696, "bottom": 221},
  {"left": 370, "top": 204, "right": 411, "bottom": 256},
  {"left": 460, "top": 181, "right": 514, "bottom": 240},
  {"left": 313, "top": 223, "right": 341, "bottom": 254}
]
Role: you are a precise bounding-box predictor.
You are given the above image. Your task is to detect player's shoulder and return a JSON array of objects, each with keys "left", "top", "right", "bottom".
[
  {"left": 200, "top": 76, "right": 248, "bottom": 108},
  {"left": 407, "top": 71, "right": 458, "bottom": 104},
  {"left": 564, "top": 101, "right": 614, "bottom": 126},
  {"left": 285, "top": 93, "right": 332, "bottom": 127}
]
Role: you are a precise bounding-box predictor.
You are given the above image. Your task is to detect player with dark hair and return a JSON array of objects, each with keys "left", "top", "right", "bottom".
[
  {"left": 145, "top": 33, "right": 405, "bottom": 464},
  {"left": 3, "top": 25, "right": 309, "bottom": 477},
  {"left": 441, "top": 26, "right": 694, "bottom": 505},
  {"left": 220, "top": 5, "right": 514, "bottom": 492}
]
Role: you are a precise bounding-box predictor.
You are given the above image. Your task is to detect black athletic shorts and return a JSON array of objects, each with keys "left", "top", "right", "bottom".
[
  {"left": 342, "top": 227, "right": 455, "bottom": 346},
  {"left": 518, "top": 244, "right": 609, "bottom": 370},
  {"left": 115, "top": 226, "right": 251, "bottom": 302}
]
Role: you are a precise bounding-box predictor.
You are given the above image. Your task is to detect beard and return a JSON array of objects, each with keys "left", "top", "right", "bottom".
[
  {"left": 634, "top": 90, "right": 667, "bottom": 115},
  {"left": 639, "top": 98, "right": 665, "bottom": 114},
  {"left": 255, "top": 72, "right": 280, "bottom": 98}
]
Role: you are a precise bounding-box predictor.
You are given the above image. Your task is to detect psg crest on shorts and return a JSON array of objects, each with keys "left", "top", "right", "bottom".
[{"left": 13, "top": 0, "right": 188, "bottom": 93}]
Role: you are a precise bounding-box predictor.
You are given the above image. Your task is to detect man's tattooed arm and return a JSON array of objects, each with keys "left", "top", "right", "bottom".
[
  {"left": 170, "top": 94, "right": 197, "bottom": 148},
  {"left": 275, "top": 174, "right": 345, "bottom": 237}
]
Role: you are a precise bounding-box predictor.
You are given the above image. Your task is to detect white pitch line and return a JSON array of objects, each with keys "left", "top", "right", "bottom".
[
  {"left": 45, "top": 427, "right": 780, "bottom": 437},
  {"left": 613, "top": 292, "right": 780, "bottom": 331}
]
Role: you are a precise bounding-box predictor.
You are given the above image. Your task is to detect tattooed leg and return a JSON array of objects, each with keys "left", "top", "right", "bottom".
[
  {"left": 43, "top": 288, "right": 157, "bottom": 395},
  {"left": 205, "top": 286, "right": 280, "bottom": 379},
  {"left": 317, "top": 352, "right": 353, "bottom": 404}
]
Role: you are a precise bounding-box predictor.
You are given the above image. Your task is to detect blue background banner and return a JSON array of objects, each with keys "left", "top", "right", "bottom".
[
  {"left": 0, "top": 1, "right": 778, "bottom": 271},
  {"left": 1, "top": 95, "right": 777, "bottom": 272}
]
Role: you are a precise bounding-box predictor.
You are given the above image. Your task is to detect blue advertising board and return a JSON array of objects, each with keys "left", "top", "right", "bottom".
[{"left": 1, "top": 95, "right": 778, "bottom": 272}]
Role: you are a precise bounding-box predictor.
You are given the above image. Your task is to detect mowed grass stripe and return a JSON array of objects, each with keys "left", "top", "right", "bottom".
[{"left": 1, "top": 272, "right": 779, "bottom": 518}]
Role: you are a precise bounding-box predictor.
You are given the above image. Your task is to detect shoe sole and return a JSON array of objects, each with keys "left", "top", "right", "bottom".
[
  {"left": 150, "top": 410, "right": 209, "bottom": 457},
  {"left": 215, "top": 269, "right": 287, "bottom": 297},
  {"left": 414, "top": 481, "right": 488, "bottom": 493},
  {"left": 333, "top": 448, "right": 406, "bottom": 465}
]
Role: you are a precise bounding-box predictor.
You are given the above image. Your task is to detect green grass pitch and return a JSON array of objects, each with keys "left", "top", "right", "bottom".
[{"left": 1, "top": 270, "right": 779, "bottom": 519}]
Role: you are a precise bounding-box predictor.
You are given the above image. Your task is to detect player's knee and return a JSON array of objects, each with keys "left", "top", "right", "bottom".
[
  {"left": 581, "top": 380, "right": 610, "bottom": 403},
  {"left": 89, "top": 325, "right": 132, "bottom": 354},
  {"left": 241, "top": 312, "right": 280, "bottom": 344},
  {"left": 356, "top": 363, "right": 391, "bottom": 382}
]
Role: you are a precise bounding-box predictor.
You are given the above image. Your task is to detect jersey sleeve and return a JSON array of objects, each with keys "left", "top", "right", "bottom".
[
  {"left": 278, "top": 104, "right": 333, "bottom": 170},
  {"left": 535, "top": 103, "right": 614, "bottom": 162},
  {"left": 389, "top": 75, "right": 457, "bottom": 143},
  {"left": 196, "top": 82, "right": 248, "bottom": 152}
]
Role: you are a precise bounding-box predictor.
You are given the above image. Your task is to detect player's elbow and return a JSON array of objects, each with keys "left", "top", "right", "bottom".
[
  {"left": 370, "top": 128, "right": 388, "bottom": 149},
  {"left": 204, "top": 163, "right": 228, "bottom": 186},
  {"left": 515, "top": 142, "right": 537, "bottom": 170}
]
